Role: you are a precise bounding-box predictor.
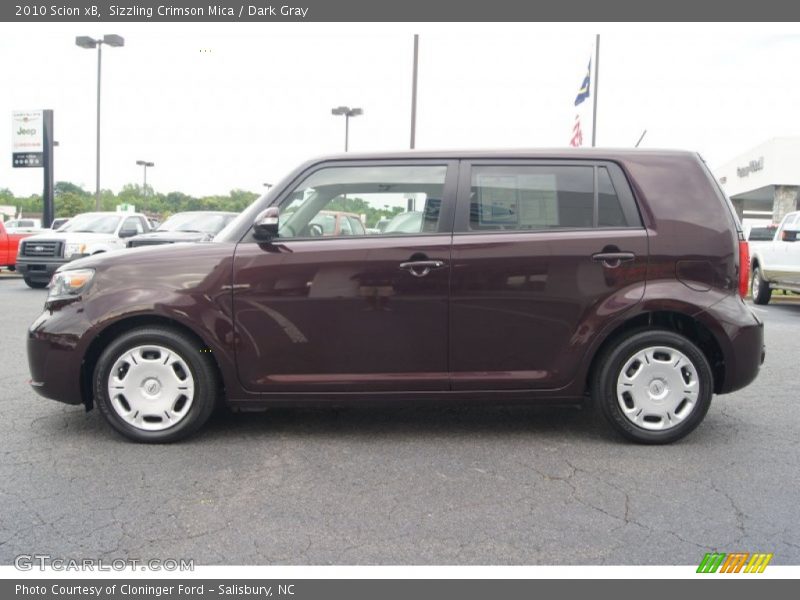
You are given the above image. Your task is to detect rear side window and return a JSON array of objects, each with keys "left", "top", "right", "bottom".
[
  {"left": 468, "top": 164, "right": 637, "bottom": 231},
  {"left": 598, "top": 167, "right": 626, "bottom": 227}
]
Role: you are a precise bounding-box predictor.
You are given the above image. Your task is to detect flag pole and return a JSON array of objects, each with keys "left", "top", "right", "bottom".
[
  {"left": 591, "top": 34, "right": 600, "bottom": 147},
  {"left": 410, "top": 34, "right": 419, "bottom": 149}
]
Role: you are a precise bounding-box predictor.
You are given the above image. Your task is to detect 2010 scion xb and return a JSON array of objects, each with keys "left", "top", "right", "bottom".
[{"left": 27, "top": 149, "right": 765, "bottom": 444}]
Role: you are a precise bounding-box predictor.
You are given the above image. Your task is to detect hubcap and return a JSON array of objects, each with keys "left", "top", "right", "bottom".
[
  {"left": 752, "top": 270, "right": 760, "bottom": 297},
  {"left": 107, "top": 345, "right": 195, "bottom": 432},
  {"left": 615, "top": 345, "right": 700, "bottom": 431}
]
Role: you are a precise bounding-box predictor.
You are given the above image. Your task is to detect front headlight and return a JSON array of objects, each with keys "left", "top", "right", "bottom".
[
  {"left": 47, "top": 269, "right": 95, "bottom": 301},
  {"left": 64, "top": 242, "right": 86, "bottom": 258}
]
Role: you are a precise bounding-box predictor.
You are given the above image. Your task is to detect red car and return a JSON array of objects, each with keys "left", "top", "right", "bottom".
[
  {"left": 27, "top": 149, "right": 764, "bottom": 444},
  {"left": 0, "top": 219, "right": 34, "bottom": 272}
]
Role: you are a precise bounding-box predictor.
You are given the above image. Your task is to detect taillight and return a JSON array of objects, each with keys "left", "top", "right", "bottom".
[{"left": 738, "top": 240, "right": 750, "bottom": 298}]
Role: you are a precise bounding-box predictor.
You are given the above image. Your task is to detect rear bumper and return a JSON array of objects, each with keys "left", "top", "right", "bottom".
[{"left": 701, "top": 296, "right": 765, "bottom": 394}]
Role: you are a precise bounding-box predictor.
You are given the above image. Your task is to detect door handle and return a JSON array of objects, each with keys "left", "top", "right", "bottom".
[
  {"left": 399, "top": 260, "right": 446, "bottom": 277},
  {"left": 591, "top": 252, "right": 635, "bottom": 268}
]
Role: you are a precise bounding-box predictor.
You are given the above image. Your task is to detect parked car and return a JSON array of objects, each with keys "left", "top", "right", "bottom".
[
  {"left": 306, "top": 210, "right": 366, "bottom": 237},
  {"left": 0, "top": 219, "right": 35, "bottom": 271},
  {"left": 27, "top": 149, "right": 763, "bottom": 444},
  {"left": 749, "top": 210, "right": 800, "bottom": 304},
  {"left": 49, "top": 217, "right": 70, "bottom": 231},
  {"left": 126, "top": 211, "right": 238, "bottom": 248},
  {"left": 4, "top": 218, "right": 42, "bottom": 233},
  {"left": 744, "top": 223, "right": 778, "bottom": 241},
  {"left": 16, "top": 211, "right": 152, "bottom": 288}
]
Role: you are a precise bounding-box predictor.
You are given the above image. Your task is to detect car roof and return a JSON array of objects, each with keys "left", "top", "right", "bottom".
[{"left": 302, "top": 148, "right": 699, "bottom": 162}]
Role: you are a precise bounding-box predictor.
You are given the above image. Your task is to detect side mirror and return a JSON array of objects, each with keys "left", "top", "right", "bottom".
[
  {"left": 253, "top": 207, "right": 280, "bottom": 242},
  {"left": 119, "top": 229, "right": 138, "bottom": 238}
]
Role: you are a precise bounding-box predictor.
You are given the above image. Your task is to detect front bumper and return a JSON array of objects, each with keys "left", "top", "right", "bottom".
[
  {"left": 27, "top": 303, "right": 90, "bottom": 406},
  {"left": 16, "top": 257, "right": 73, "bottom": 284}
]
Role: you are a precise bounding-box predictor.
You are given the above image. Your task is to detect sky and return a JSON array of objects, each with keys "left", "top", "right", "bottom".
[{"left": 1, "top": 22, "right": 800, "bottom": 197}]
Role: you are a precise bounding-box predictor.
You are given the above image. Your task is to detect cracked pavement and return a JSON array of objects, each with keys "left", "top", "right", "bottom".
[{"left": 1, "top": 274, "right": 798, "bottom": 565}]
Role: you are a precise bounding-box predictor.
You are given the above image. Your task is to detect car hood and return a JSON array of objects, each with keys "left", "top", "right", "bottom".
[
  {"left": 66, "top": 240, "right": 236, "bottom": 279},
  {"left": 128, "top": 231, "right": 214, "bottom": 243}
]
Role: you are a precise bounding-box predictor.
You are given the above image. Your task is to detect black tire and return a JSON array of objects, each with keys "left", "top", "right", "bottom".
[
  {"left": 592, "top": 329, "right": 713, "bottom": 444},
  {"left": 93, "top": 326, "right": 219, "bottom": 443},
  {"left": 24, "top": 277, "right": 48, "bottom": 289},
  {"left": 751, "top": 266, "right": 772, "bottom": 305}
]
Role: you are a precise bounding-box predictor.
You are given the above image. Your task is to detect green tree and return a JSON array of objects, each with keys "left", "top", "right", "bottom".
[{"left": 56, "top": 192, "right": 91, "bottom": 217}]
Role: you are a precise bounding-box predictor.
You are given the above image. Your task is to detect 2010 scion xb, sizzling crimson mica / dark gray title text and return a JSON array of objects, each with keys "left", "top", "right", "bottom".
[{"left": 27, "top": 149, "right": 765, "bottom": 443}]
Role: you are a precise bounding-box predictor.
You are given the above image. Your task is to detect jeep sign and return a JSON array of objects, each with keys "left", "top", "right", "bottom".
[{"left": 12, "top": 110, "right": 44, "bottom": 168}]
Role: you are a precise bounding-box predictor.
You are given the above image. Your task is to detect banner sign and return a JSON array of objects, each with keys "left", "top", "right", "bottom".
[
  {"left": 12, "top": 110, "right": 44, "bottom": 168},
  {"left": 2, "top": 1, "right": 800, "bottom": 21}
]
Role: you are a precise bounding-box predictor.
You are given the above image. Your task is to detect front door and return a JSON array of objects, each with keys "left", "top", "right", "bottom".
[
  {"left": 449, "top": 160, "right": 649, "bottom": 390},
  {"left": 232, "top": 161, "right": 457, "bottom": 393}
]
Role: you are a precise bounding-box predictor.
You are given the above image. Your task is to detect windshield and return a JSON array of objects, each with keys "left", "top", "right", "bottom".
[
  {"left": 309, "top": 213, "right": 337, "bottom": 235},
  {"left": 59, "top": 214, "right": 121, "bottom": 234},
  {"left": 384, "top": 211, "right": 422, "bottom": 234},
  {"left": 158, "top": 213, "right": 236, "bottom": 234}
]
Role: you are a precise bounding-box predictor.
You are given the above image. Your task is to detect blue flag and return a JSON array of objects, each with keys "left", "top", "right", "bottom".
[{"left": 574, "top": 60, "right": 591, "bottom": 106}]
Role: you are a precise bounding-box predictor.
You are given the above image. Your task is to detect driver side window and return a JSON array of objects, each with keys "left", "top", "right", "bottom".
[{"left": 277, "top": 164, "right": 447, "bottom": 239}]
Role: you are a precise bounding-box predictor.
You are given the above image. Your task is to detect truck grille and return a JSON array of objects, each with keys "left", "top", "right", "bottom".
[{"left": 21, "top": 240, "right": 62, "bottom": 258}]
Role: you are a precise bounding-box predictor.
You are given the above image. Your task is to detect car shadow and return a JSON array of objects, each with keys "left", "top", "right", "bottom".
[
  {"left": 195, "top": 402, "right": 618, "bottom": 444},
  {"left": 765, "top": 301, "right": 800, "bottom": 314}
]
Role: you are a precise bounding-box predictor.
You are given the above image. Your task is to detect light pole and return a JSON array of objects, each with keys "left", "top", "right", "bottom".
[
  {"left": 331, "top": 106, "right": 363, "bottom": 152},
  {"left": 76, "top": 34, "right": 125, "bottom": 210},
  {"left": 136, "top": 160, "right": 154, "bottom": 195}
]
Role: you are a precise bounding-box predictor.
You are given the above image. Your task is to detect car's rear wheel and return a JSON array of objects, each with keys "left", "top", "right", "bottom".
[
  {"left": 23, "top": 276, "right": 48, "bottom": 289},
  {"left": 592, "top": 329, "right": 713, "bottom": 444},
  {"left": 94, "top": 326, "right": 218, "bottom": 443},
  {"left": 751, "top": 266, "right": 772, "bottom": 305}
]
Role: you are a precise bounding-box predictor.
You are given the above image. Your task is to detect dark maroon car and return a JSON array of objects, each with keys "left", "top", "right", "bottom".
[{"left": 27, "top": 149, "right": 764, "bottom": 443}]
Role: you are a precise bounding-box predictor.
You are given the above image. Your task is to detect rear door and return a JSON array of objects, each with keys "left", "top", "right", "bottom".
[
  {"left": 780, "top": 214, "right": 800, "bottom": 285},
  {"left": 449, "top": 160, "right": 648, "bottom": 390},
  {"left": 232, "top": 160, "right": 457, "bottom": 393}
]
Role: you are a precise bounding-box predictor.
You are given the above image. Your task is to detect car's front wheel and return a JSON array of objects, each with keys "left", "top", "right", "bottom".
[
  {"left": 592, "top": 329, "right": 713, "bottom": 444},
  {"left": 93, "top": 326, "right": 218, "bottom": 443}
]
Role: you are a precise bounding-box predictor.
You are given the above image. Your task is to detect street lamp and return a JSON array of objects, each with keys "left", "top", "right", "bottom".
[
  {"left": 136, "top": 160, "right": 154, "bottom": 195},
  {"left": 76, "top": 34, "right": 125, "bottom": 210},
  {"left": 331, "top": 106, "right": 363, "bottom": 152}
]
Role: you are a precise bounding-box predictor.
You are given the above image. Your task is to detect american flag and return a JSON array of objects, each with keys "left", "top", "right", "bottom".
[{"left": 569, "top": 114, "right": 583, "bottom": 147}]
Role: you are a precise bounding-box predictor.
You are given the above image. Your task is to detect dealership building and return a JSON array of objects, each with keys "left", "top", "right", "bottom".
[{"left": 714, "top": 137, "right": 800, "bottom": 225}]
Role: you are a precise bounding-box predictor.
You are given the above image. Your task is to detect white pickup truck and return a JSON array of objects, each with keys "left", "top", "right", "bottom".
[
  {"left": 750, "top": 209, "right": 800, "bottom": 304},
  {"left": 16, "top": 211, "right": 151, "bottom": 288}
]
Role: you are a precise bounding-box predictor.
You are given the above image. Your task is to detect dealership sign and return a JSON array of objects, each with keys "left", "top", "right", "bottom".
[
  {"left": 12, "top": 110, "right": 44, "bottom": 168},
  {"left": 736, "top": 156, "right": 764, "bottom": 178}
]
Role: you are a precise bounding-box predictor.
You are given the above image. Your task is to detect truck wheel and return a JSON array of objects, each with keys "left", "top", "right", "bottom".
[
  {"left": 751, "top": 266, "right": 772, "bottom": 305},
  {"left": 592, "top": 329, "right": 713, "bottom": 444},
  {"left": 24, "top": 277, "right": 48, "bottom": 289},
  {"left": 93, "top": 326, "right": 219, "bottom": 443}
]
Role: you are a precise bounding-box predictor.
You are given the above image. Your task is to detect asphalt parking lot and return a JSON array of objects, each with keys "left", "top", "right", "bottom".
[{"left": 1, "top": 271, "right": 798, "bottom": 566}]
